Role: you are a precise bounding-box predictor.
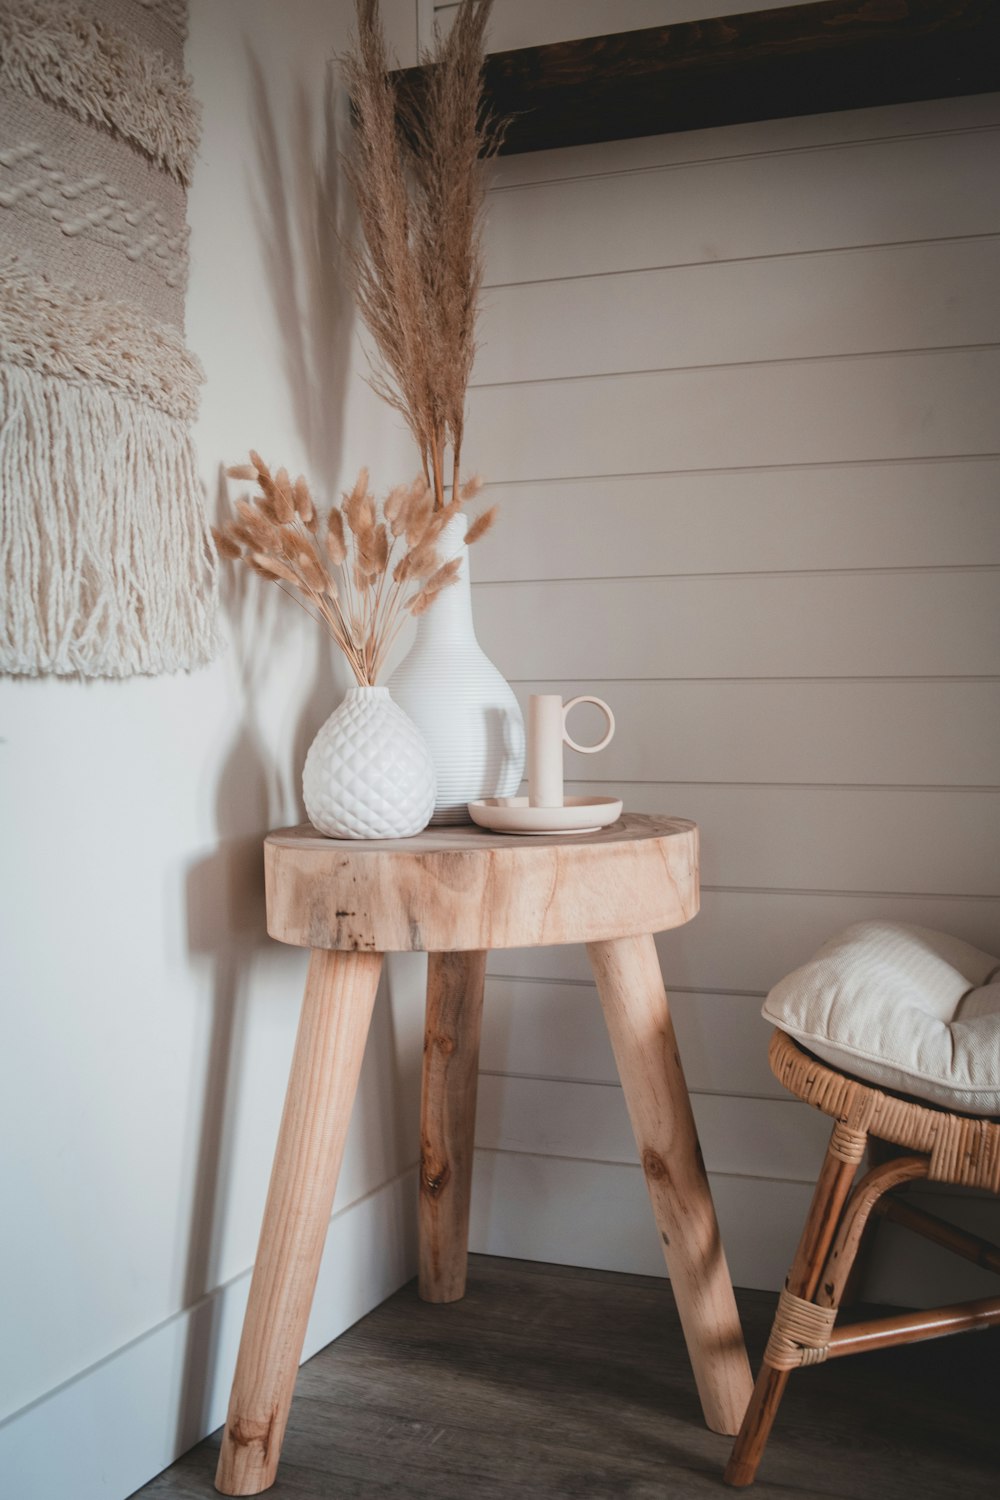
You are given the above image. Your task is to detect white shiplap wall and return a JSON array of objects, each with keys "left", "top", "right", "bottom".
[{"left": 426, "top": 2, "right": 1000, "bottom": 1299}]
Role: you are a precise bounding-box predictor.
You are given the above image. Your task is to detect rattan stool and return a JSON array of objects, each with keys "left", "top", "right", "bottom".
[{"left": 725, "top": 1028, "right": 1000, "bottom": 1486}]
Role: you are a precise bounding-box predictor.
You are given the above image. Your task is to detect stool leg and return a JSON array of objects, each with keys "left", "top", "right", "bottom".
[
  {"left": 419, "top": 950, "right": 487, "bottom": 1302},
  {"left": 838, "top": 1136, "right": 896, "bottom": 1308},
  {"left": 215, "top": 948, "right": 383, "bottom": 1496},
  {"left": 724, "top": 1127, "right": 865, "bottom": 1487},
  {"left": 587, "top": 933, "right": 753, "bottom": 1436}
]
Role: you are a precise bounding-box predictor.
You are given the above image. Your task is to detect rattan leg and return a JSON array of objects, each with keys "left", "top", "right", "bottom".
[
  {"left": 818, "top": 1155, "right": 928, "bottom": 1310},
  {"left": 724, "top": 1121, "right": 866, "bottom": 1487},
  {"left": 839, "top": 1137, "right": 901, "bottom": 1307}
]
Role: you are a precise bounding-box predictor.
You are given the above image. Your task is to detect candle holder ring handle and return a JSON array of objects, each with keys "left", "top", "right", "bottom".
[{"left": 562, "top": 696, "right": 616, "bottom": 755}]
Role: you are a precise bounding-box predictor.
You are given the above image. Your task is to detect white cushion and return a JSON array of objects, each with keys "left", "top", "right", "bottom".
[{"left": 762, "top": 921, "right": 1000, "bottom": 1116}]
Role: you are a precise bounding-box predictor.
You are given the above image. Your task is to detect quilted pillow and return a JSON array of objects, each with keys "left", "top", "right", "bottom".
[{"left": 762, "top": 921, "right": 1000, "bottom": 1116}]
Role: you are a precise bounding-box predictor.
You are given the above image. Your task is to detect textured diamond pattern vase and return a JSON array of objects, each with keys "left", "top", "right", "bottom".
[
  {"left": 302, "top": 685, "right": 436, "bottom": 839},
  {"left": 388, "top": 512, "right": 525, "bottom": 824}
]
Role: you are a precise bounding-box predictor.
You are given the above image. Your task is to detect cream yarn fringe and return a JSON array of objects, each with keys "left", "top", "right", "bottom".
[{"left": 0, "top": 362, "right": 217, "bottom": 677}]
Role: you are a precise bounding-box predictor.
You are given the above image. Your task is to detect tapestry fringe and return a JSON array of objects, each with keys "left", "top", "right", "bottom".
[{"left": 0, "top": 362, "right": 218, "bottom": 677}]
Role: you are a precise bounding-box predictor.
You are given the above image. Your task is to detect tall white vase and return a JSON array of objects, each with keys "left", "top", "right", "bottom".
[
  {"left": 303, "top": 684, "right": 436, "bottom": 839},
  {"left": 388, "top": 512, "right": 525, "bottom": 824}
]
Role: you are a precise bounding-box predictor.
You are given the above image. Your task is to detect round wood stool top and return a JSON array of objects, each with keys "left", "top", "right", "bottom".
[{"left": 264, "top": 813, "right": 698, "bottom": 953}]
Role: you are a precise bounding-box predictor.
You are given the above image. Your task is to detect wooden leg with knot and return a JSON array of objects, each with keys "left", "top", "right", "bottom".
[
  {"left": 215, "top": 949, "right": 383, "bottom": 1496},
  {"left": 419, "top": 950, "right": 487, "bottom": 1303},
  {"left": 588, "top": 933, "right": 753, "bottom": 1437},
  {"left": 724, "top": 1119, "right": 868, "bottom": 1487}
]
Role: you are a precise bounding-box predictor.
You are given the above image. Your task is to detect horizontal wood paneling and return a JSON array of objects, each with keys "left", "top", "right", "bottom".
[
  {"left": 460, "top": 42, "right": 1000, "bottom": 1301},
  {"left": 470, "top": 1151, "right": 1000, "bottom": 1300},
  {"left": 504, "top": 680, "right": 1000, "bottom": 787},
  {"left": 466, "top": 350, "right": 1000, "bottom": 480},
  {"left": 488, "top": 889, "right": 1000, "bottom": 993},
  {"left": 475, "top": 1074, "right": 831, "bottom": 1179},
  {"left": 473, "top": 570, "right": 1000, "bottom": 679},
  {"left": 469, "top": 1150, "right": 815, "bottom": 1289},
  {"left": 490, "top": 93, "right": 1000, "bottom": 189},
  {"left": 561, "top": 784, "right": 1000, "bottom": 896},
  {"left": 473, "top": 460, "right": 1000, "bottom": 580},
  {"left": 481, "top": 977, "right": 781, "bottom": 1097},
  {"left": 477, "top": 238, "right": 1000, "bottom": 385},
  {"left": 486, "top": 128, "right": 1000, "bottom": 282}
]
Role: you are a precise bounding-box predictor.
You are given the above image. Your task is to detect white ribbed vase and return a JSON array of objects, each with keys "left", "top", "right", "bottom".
[
  {"left": 302, "top": 685, "right": 436, "bottom": 839},
  {"left": 388, "top": 512, "right": 525, "bottom": 824}
]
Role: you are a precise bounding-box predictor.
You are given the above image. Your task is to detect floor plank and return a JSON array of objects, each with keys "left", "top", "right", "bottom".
[{"left": 132, "top": 1255, "right": 999, "bottom": 1499}]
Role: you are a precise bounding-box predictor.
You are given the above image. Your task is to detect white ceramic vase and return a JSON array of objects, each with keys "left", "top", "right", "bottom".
[
  {"left": 388, "top": 512, "right": 525, "bottom": 824},
  {"left": 302, "top": 684, "right": 436, "bottom": 839}
]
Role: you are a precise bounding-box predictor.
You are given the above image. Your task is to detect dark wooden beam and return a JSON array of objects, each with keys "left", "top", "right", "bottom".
[{"left": 396, "top": 0, "right": 1000, "bottom": 156}]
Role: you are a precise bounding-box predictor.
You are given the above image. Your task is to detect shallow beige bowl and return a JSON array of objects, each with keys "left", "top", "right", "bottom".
[{"left": 467, "top": 794, "right": 624, "bottom": 835}]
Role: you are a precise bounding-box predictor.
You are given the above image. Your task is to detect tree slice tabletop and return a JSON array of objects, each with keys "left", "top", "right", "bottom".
[{"left": 264, "top": 813, "right": 699, "bottom": 953}]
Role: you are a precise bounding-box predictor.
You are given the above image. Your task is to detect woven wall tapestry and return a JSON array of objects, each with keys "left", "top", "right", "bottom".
[{"left": 0, "top": 0, "right": 217, "bottom": 677}]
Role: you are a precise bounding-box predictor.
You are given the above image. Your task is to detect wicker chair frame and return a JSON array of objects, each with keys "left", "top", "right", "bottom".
[{"left": 725, "top": 1029, "right": 1000, "bottom": 1488}]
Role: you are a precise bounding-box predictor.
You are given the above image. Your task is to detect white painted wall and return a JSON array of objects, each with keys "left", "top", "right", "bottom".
[
  {"left": 0, "top": 5, "right": 425, "bottom": 1498},
  {"left": 442, "top": 0, "right": 1000, "bottom": 1304}
]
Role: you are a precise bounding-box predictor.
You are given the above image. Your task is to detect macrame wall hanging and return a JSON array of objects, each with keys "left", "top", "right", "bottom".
[{"left": 0, "top": 0, "right": 217, "bottom": 677}]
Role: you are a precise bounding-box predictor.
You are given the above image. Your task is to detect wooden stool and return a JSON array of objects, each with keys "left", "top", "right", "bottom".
[
  {"left": 215, "top": 814, "right": 753, "bottom": 1495},
  {"left": 725, "top": 1030, "right": 1000, "bottom": 1487}
]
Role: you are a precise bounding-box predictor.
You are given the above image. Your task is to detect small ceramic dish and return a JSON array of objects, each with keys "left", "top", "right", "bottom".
[{"left": 467, "top": 795, "right": 623, "bottom": 836}]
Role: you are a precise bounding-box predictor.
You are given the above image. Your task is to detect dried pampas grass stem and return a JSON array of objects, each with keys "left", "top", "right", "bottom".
[{"left": 341, "top": 0, "right": 502, "bottom": 510}]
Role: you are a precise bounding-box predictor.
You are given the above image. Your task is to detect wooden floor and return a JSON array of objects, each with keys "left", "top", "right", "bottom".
[{"left": 134, "top": 1255, "right": 999, "bottom": 1499}]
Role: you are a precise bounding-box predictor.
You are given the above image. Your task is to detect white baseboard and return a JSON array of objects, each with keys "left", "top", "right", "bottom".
[{"left": 0, "top": 1168, "right": 418, "bottom": 1500}]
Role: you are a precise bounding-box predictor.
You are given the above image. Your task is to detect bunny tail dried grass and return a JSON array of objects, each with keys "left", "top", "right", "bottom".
[
  {"left": 271, "top": 467, "right": 296, "bottom": 523},
  {"left": 408, "top": 555, "right": 461, "bottom": 615},
  {"left": 221, "top": 455, "right": 474, "bottom": 684},
  {"left": 326, "top": 506, "right": 347, "bottom": 565},
  {"left": 382, "top": 482, "right": 408, "bottom": 532},
  {"left": 464, "top": 503, "right": 496, "bottom": 545},
  {"left": 252, "top": 553, "right": 300, "bottom": 587},
  {"left": 296, "top": 477, "right": 320, "bottom": 532},
  {"left": 234, "top": 499, "right": 279, "bottom": 550},
  {"left": 211, "top": 526, "right": 242, "bottom": 561},
  {"left": 404, "top": 485, "right": 434, "bottom": 546},
  {"left": 371, "top": 522, "right": 390, "bottom": 571},
  {"left": 343, "top": 466, "right": 370, "bottom": 508},
  {"left": 343, "top": 482, "right": 377, "bottom": 543},
  {"left": 411, "top": 554, "right": 461, "bottom": 607}
]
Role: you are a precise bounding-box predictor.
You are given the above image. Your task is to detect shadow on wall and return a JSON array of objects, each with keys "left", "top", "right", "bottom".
[
  {"left": 247, "top": 45, "right": 357, "bottom": 493},
  {"left": 170, "top": 52, "right": 418, "bottom": 1454}
]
